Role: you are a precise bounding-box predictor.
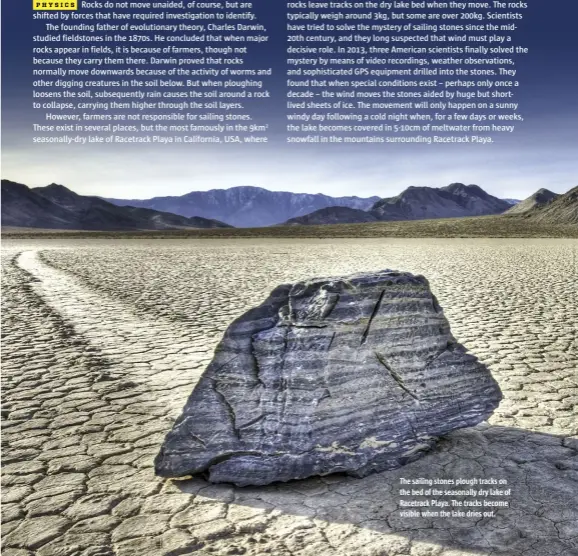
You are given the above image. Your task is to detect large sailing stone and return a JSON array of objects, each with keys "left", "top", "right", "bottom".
[{"left": 155, "top": 270, "right": 502, "bottom": 486}]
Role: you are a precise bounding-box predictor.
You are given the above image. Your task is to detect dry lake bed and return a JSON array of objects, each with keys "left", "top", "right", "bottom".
[{"left": 1, "top": 238, "right": 577, "bottom": 556}]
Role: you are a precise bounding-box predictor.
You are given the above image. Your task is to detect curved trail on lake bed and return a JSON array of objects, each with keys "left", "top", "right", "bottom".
[{"left": 17, "top": 249, "right": 208, "bottom": 391}]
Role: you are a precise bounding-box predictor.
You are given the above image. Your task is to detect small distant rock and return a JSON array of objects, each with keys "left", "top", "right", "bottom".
[{"left": 155, "top": 270, "right": 502, "bottom": 486}]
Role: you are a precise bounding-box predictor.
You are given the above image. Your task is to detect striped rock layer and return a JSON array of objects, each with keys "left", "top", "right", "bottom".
[{"left": 155, "top": 270, "right": 502, "bottom": 486}]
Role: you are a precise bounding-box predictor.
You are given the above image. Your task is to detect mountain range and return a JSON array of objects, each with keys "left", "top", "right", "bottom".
[
  {"left": 3, "top": 180, "right": 575, "bottom": 231},
  {"left": 1, "top": 180, "right": 231, "bottom": 230},
  {"left": 105, "top": 187, "right": 381, "bottom": 228},
  {"left": 283, "top": 183, "right": 513, "bottom": 225}
]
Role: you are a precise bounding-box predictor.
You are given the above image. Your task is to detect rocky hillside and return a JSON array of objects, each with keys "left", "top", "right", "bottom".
[
  {"left": 106, "top": 186, "right": 381, "bottom": 228},
  {"left": 1, "top": 180, "right": 232, "bottom": 230},
  {"left": 519, "top": 186, "right": 578, "bottom": 224},
  {"left": 505, "top": 188, "right": 560, "bottom": 215},
  {"left": 370, "top": 183, "right": 512, "bottom": 221},
  {"left": 283, "top": 206, "right": 379, "bottom": 226}
]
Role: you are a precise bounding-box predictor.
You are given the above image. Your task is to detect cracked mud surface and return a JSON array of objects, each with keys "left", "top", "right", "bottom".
[{"left": 2, "top": 238, "right": 577, "bottom": 556}]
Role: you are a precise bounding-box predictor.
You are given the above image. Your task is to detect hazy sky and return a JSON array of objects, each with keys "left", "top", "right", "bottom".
[{"left": 2, "top": 2, "right": 577, "bottom": 200}]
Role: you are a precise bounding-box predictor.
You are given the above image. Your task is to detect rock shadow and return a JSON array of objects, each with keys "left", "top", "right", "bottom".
[{"left": 174, "top": 424, "right": 578, "bottom": 556}]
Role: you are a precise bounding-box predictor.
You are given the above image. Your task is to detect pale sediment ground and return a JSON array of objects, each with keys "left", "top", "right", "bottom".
[{"left": 1, "top": 238, "right": 577, "bottom": 556}]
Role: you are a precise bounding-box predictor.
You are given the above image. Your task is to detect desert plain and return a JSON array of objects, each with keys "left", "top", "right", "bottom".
[{"left": 1, "top": 237, "right": 577, "bottom": 556}]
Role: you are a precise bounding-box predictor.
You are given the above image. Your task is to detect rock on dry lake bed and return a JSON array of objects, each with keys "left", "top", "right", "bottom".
[{"left": 155, "top": 269, "right": 502, "bottom": 486}]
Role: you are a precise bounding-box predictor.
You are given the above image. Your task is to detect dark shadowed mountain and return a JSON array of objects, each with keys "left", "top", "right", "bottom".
[
  {"left": 369, "top": 183, "right": 512, "bottom": 221},
  {"left": 283, "top": 206, "right": 380, "bottom": 226},
  {"left": 105, "top": 186, "right": 381, "bottom": 228},
  {"left": 1, "top": 180, "right": 232, "bottom": 230},
  {"left": 514, "top": 186, "right": 577, "bottom": 224},
  {"left": 505, "top": 188, "right": 560, "bottom": 215},
  {"left": 1, "top": 180, "right": 77, "bottom": 229}
]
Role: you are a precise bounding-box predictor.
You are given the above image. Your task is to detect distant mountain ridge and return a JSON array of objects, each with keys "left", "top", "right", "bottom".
[
  {"left": 1, "top": 180, "right": 232, "bottom": 230},
  {"left": 106, "top": 186, "right": 381, "bottom": 228},
  {"left": 369, "top": 183, "right": 512, "bottom": 221},
  {"left": 282, "top": 183, "right": 513, "bottom": 226}
]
